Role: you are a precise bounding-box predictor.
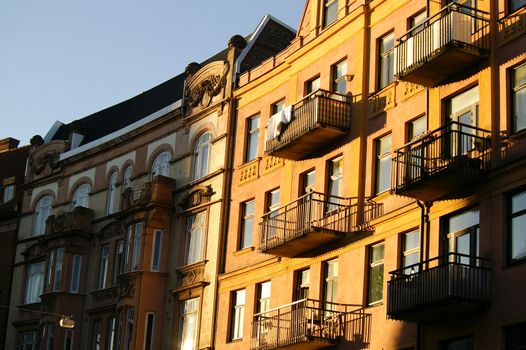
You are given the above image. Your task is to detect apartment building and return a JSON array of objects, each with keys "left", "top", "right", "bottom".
[
  {"left": 0, "top": 138, "right": 30, "bottom": 347},
  {"left": 216, "top": 0, "right": 526, "bottom": 350}
]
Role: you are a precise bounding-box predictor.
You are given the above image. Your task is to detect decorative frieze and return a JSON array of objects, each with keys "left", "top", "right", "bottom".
[
  {"left": 238, "top": 159, "right": 259, "bottom": 185},
  {"left": 369, "top": 83, "right": 396, "bottom": 117},
  {"left": 261, "top": 156, "right": 284, "bottom": 175},
  {"left": 401, "top": 82, "right": 424, "bottom": 100},
  {"left": 499, "top": 9, "right": 526, "bottom": 45}
]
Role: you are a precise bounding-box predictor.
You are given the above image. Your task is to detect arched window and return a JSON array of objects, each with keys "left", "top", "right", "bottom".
[
  {"left": 72, "top": 183, "right": 91, "bottom": 209},
  {"left": 33, "top": 196, "right": 53, "bottom": 236},
  {"left": 123, "top": 165, "right": 133, "bottom": 190},
  {"left": 192, "top": 133, "right": 212, "bottom": 181},
  {"left": 106, "top": 172, "right": 118, "bottom": 215},
  {"left": 151, "top": 152, "right": 170, "bottom": 178}
]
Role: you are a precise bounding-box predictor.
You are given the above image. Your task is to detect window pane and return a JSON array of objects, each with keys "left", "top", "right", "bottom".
[
  {"left": 332, "top": 60, "right": 347, "bottom": 94},
  {"left": 72, "top": 184, "right": 90, "bottom": 209},
  {"left": 307, "top": 77, "right": 321, "bottom": 94},
  {"left": 232, "top": 290, "right": 245, "bottom": 340},
  {"left": 324, "top": 0, "right": 338, "bottom": 27},
  {"left": 246, "top": 116, "right": 260, "bottom": 162},
  {"left": 510, "top": 0, "right": 526, "bottom": 12},
  {"left": 402, "top": 230, "right": 420, "bottom": 273},
  {"left": 368, "top": 244, "right": 384, "bottom": 304},
  {"left": 144, "top": 313, "right": 155, "bottom": 350},
  {"left": 53, "top": 248, "right": 64, "bottom": 291},
  {"left": 376, "top": 135, "right": 392, "bottom": 194},
  {"left": 34, "top": 196, "right": 53, "bottom": 236},
  {"left": 511, "top": 190, "right": 526, "bottom": 261},
  {"left": 186, "top": 213, "right": 205, "bottom": 265},
  {"left": 25, "top": 261, "right": 45, "bottom": 304},
  {"left": 180, "top": 298, "right": 199, "bottom": 350},
  {"left": 3, "top": 184, "right": 14, "bottom": 203},
  {"left": 152, "top": 230, "right": 163, "bottom": 271},
  {"left": 258, "top": 281, "right": 271, "bottom": 313},
  {"left": 379, "top": 32, "right": 394, "bottom": 89},
  {"left": 132, "top": 223, "right": 142, "bottom": 271},
  {"left": 193, "top": 133, "right": 212, "bottom": 180},
  {"left": 240, "top": 200, "right": 255, "bottom": 249},
  {"left": 70, "top": 255, "right": 82, "bottom": 292},
  {"left": 99, "top": 245, "right": 110, "bottom": 289}
]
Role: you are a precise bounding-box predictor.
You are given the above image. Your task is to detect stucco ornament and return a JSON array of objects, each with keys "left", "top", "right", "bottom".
[{"left": 185, "top": 61, "right": 229, "bottom": 112}]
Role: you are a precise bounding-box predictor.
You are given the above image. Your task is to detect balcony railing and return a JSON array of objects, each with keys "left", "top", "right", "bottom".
[
  {"left": 250, "top": 299, "right": 367, "bottom": 350},
  {"left": 259, "top": 192, "right": 379, "bottom": 257},
  {"left": 264, "top": 90, "right": 351, "bottom": 160},
  {"left": 392, "top": 121, "right": 491, "bottom": 201},
  {"left": 394, "top": 3, "right": 490, "bottom": 87},
  {"left": 387, "top": 253, "right": 491, "bottom": 322}
]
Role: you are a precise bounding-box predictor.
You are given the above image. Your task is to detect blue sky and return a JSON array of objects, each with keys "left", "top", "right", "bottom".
[{"left": 0, "top": 1, "right": 305, "bottom": 144}]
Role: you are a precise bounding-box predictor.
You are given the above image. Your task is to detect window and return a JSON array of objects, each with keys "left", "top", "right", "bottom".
[
  {"left": 124, "top": 309, "right": 134, "bottom": 350},
  {"left": 257, "top": 281, "right": 271, "bottom": 313},
  {"left": 33, "top": 195, "right": 53, "bottom": 236},
  {"left": 509, "top": 0, "right": 526, "bottom": 12},
  {"left": 301, "top": 170, "right": 316, "bottom": 195},
  {"left": 378, "top": 32, "right": 395, "bottom": 89},
  {"left": 185, "top": 212, "right": 205, "bottom": 265},
  {"left": 440, "top": 336, "right": 474, "bottom": 350},
  {"left": 72, "top": 183, "right": 90, "bottom": 209},
  {"left": 151, "top": 151, "right": 170, "bottom": 178},
  {"left": 401, "top": 230, "right": 420, "bottom": 274},
  {"left": 46, "top": 250, "right": 54, "bottom": 292},
  {"left": 107, "top": 172, "right": 118, "bottom": 215},
  {"left": 114, "top": 240, "right": 124, "bottom": 283},
  {"left": 445, "top": 208, "right": 479, "bottom": 265},
  {"left": 509, "top": 190, "right": 526, "bottom": 263},
  {"left": 179, "top": 298, "right": 199, "bottom": 350},
  {"left": 144, "top": 313, "right": 155, "bottom": 350},
  {"left": 3, "top": 183, "right": 14, "bottom": 203},
  {"left": 25, "top": 261, "right": 45, "bottom": 304},
  {"left": 505, "top": 321, "right": 526, "bottom": 350},
  {"left": 408, "top": 10, "right": 427, "bottom": 33},
  {"left": 408, "top": 116, "right": 427, "bottom": 141},
  {"left": 123, "top": 165, "right": 133, "bottom": 190},
  {"left": 512, "top": 62, "right": 526, "bottom": 133},
  {"left": 306, "top": 76, "right": 321, "bottom": 95},
  {"left": 18, "top": 330, "right": 38, "bottom": 350},
  {"left": 332, "top": 60, "right": 348, "bottom": 94},
  {"left": 53, "top": 248, "right": 64, "bottom": 291},
  {"left": 447, "top": 86, "right": 479, "bottom": 155},
  {"left": 231, "top": 289, "right": 245, "bottom": 341},
  {"left": 272, "top": 100, "right": 285, "bottom": 115},
  {"left": 193, "top": 133, "right": 212, "bottom": 180},
  {"left": 245, "top": 115, "right": 260, "bottom": 162},
  {"left": 46, "top": 324, "right": 55, "bottom": 350},
  {"left": 375, "top": 134, "right": 392, "bottom": 194},
  {"left": 92, "top": 320, "right": 102, "bottom": 350},
  {"left": 108, "top": 317, "right": 116, "bottom": 350},
  {"left": 323, "top": 0, "right": 338, "bottom": 28},
  {"left": 266, "top": 189, "right": 281, "bottom": 238},
  {"left": 151, "top": 230, "right": 163, "bottom": 271},
  {"left": 368, "top": 243, "right": 385, "bottom": 305},
  {"left": 406, "top": 117, "right": 427, "bottom": 180},
  {"left": 64, "top": 329, "right": 74, "bottom": 350},
  {"left": 295, "top": 269, "right": 310, "bottom": 301},
  {"left": 99, "top": 245, "right": 110, "bottom": 289},
  {"left": 131, "top": 223, "right": 143, "bottom": 271},
  {"left": 240, "top": 200, "right": 255, "bottom": 250},
  {"left": 328, "top": 157, "right": 343, "bottom": 198},
  {"left": 70, "top": 255, "right": 82, "bottom": 293},
  {"left": 323, "top": 259, "right": 339, "bottom": 310}
]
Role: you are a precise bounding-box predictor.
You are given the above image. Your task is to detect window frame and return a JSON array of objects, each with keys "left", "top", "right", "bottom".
[
  {"left": 375, "top": 134, "right": 392, "bottom": 195},
  {"left": 33, "top": 195, "right": 53, "bottom": 236},
  {"left": 151, "top": 151, "right": 171, "bottom": 179},
  {"left": 323, "top": 258, "right": 339, "bottom": 310},
  {"left": 3, "top": 183, "right": 14, "bottom": 203},
  {"left": 70, "top": 255, "right": 82, "bottom": 293},
  {"left": 511, "top": 62, "right": 526, "bottom": 134},
  {"left": 239, "top": 199, "right": 255, "bottom": 250},
  {"left": 508, "top": 188, "right": 526, "bottom": 264},
  {"left": 99, "top": 244, "right": 110, "bottom": 289},
  {"left": 106, "top": 172, "right": 118, "bottom": 215},
  {"left": 230, "top": 289, "right": 246, "bottom": 341},
  {"left": 378, "top": 31, "right": 395, "bottom": 90},
  {"left": 192, "top": 132, "right": 213, "bottom": 180},
  {"left": 143, "top": 312, "right": 155, "bottom": 350},
  {"left": 245, "top": 114, "right": 260, "bottom": 163},
  {"left": 331, "top": 59, "right": 348, "bottom": 94},
  {"left": 367, "top": 242, "right": 385, "bottom": 305},
  {"left": 179, "top": 298, "right": 200, "bottom": 350},
  {"left": 323, "top": 0, "right": 339, "bottom": 28},
  {"left": 306, "top": 76, "right": 321, "bottom": 95},
  {"left": 72, "top": 183, "right": 91, "bottom": 209},
  {"left": 184, "top": 212, "right": 206, "bottom": 266},
  {"left": 24, "top": 260, "right": 45, "bottom": 304},
  {"left": 151, "top": 229, "right": 163, "bottom": 271},
  {"left": 401, "top": 229, "right": 420, "bottom": 274}
]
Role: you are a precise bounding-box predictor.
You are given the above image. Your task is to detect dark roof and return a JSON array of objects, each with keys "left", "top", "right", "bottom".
[
  {"left": 52, "top": 73, "right": 185, "bottom": 145},
  {"left": 0, "top": 145, "right": 30, "bottom": 180},
  {"left": 240, "top": 17, "right": 296, "bottom": 74}
]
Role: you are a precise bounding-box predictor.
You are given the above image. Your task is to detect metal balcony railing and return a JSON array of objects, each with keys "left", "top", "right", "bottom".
[
  {"left": 392, "top": 121, "right": 491, "bottom": 200},
  {"left": 264, "top": 89, "right": 351, "bottom": 160},
  {"left": 387, "top": 253, "right": 491, "bottom": 322},
  {"left": 250, "top": 299, "right": 366, "bottom": 350},
  {"left": 394, "top": 3, "right": 490, "bottom": 86}
]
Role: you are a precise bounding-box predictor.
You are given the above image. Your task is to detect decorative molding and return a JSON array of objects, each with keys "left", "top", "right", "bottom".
[
  {"left": 261, "top": 156, "right": 284, "bottom": 175},
  {"left": 47, "top": 207, "right": 94, "bottom": 235},
  {"left": 401, "top": 82, "right": 424, "bottom": 100},
  {"left": 238, "top": 159, "right": 259, "bottom": 185},
  {"left": 117, "top": 274, "right": 136, "bottom": 301},
  {"left": 174, "top": 261, "right": 208, "bottom": 293},
  {"left": 99, "top": 221, "right": 124, "bottom": 239},
  {"left": 180, "top": 185, "right": 214, "bottom": 210},
  {"left": 369, "top": 83, "right": 396, "bottom": 117},
  {"left": 499, "top": 9, "right": 526, "bottom": 45},
  {"left": 185, "top": 61, "right": 229, "bottom": 116},
  {"left": 121, "top": 181, "right": 152, "bottom": 211},
  {"left": 28, "top": 141, "right": 66, "bottom": 180}
]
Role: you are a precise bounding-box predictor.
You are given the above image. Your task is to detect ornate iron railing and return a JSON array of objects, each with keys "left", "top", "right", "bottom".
[
  {"left": 392, "top": 121, "right": 491, "bottom": 194},
  {"left": 394, "top": 3, "right": 490, "bottom": 80},
  {"left": 387, "top": 253, "right": 491, "bottom": 320},
  {"left": 264, "top": 89, "right": 351, "bottom": 156}
]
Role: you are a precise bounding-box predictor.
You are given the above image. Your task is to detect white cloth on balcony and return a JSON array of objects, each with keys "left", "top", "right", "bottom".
[{"left": 265, "top": 105, "right": 293, "bottom": 142}]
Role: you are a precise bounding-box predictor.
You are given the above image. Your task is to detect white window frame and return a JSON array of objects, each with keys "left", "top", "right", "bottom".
[
  {"left": 151, "top": 151, "right": 170, "bottom": 178},
  {"left": 185, "top": 213, "right": 205, "bottom": 265},
  {"left": 70, "top": 255, "right": 82, "bottom": 293},
  {"left": 123, "top": 165, "right": 133, "bottom": 191},
  {"left": 99, "top": 244, "right": 110, "bottom": 289},
  {"left": 192, "top": 133, "right": 212, "bottom": 180},
  {"left": 72, "top": 183, "right": 90, "bottom": 209},
  {"left": 231, "top": 290, "right": 245, "bottom": 341},
  {"left": 179, "top": 298, "right": 199, "bottom": 350},
  {"left": 25, "top": 261, "right": 45, "bottom": 304},
  {"left": 107, "top": 172, "right": 118, "bottom": 215},
  {"left": 33, "top": 195, "right": 53, "bottom": 236}
]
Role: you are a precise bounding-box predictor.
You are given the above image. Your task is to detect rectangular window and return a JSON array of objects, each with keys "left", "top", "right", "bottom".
[
  {"left": 402, "top": 230, "right": 420, "bottom": 274},
  {"left": 179, "top": 298, "right": 199, "bottom": 350},
  {"left": 114, "top": 240, "right": 123, "bottom": 284},
  {"left": 510, "top": 0, "right": 526, "bottom": 12},
  {"left": 509, "top": 190, "right": 526, "bottom": 263},
  {"left": 131, "top": 223, "right": 142, "bottom": 271},
  {"left": 53, "top": 248, "right": 64, "bottom": 291},
  {"left": 266, "top": 189, "right": 281, "bottom": 238},
  {"left": 108, "top": 317, "right": 116, "bottom": 350},
  {"left": 295, "top": 269, "right": 310, "bottom": 301},
  {"left": 92, "top": 320, "right": 102, "bottom": 350},
  {"left": 306, "top": 76, "right": 321, "bottom": 95},
  {"left": 70, "top": 255, "right": 82, "bottom": 293},
  {"left": 328, "top": 156, "right": 343, "bottom": 199},
  {"left": 3, "top": 183, "right": 14, "bottom": 203},
  {"left": 378, "top": 32, "right": 395, "bottom": 89},
  {"left": 301, "top": 170, "right": 316, "bottom": 195},
  {"left": 46, "top": 250, "right": 54, "bottom": 292},
  {"left": 408, "top": 10, "right": 427, "bottom": 33},
  {"left": 144, "top": 312, "right": 155, "bottom": 350},
  {"left": 332, "top": 60, "right": 348, "bottom": 94},
  {"left": 25, "top": 261, "right": 45, "bottom": 304},
  {"left": 231, "top": 289, "right": 246, "bottom": 341},
  {"left": 46, "top": 324, "right": 55, "bottom": 350},
  {"left": 368, "top": 243, "right": 385, "bottom": 305},
  {"left": 257, "top": 281, "right": 271, "bottom": 313},
  {"left": 445, "top": 208, "right": 480, "bottom": 265},
  {"left": 272, "top": 100, "right": 285, "bottom": 115},
  {"left": 408, "top": 116, "right": 427, "bottom": 141},
  {"left": 512, "top": 62, "right": 526, "bottom": 133},
  {"left": 245, "top": 115, "right": 260, "bottom": 162},
  {"left": 375, "top": 134, "right": 392, "bottom": 194},
  {"left": 240, "top": 200, "right": 255, "bottom": 250},
  {"left": 151, "top": 230, "right": 163, "bottom": 271},
  {"left": 323, "top": 0, "right": 338, "bottom": 27},
  {"left": 124, "top": 309, "right": 134, "bottom": 350},
  {"left": 440, "top": 336, "right": 474, "bottom": 350},
  {"left": 185, "top": 212, "right": 205, "bottom": 265},
  {"left": 99, "top": 245, "right": 110, "bottom": 289},
  {"left": 323, "top": 259, "right": 339, "bottom": 311},
  {"left": 18, "top": 330, "right": 38, "bottom": 350},
  {"left": 505, "top": 321, "right": 526, "bottom": 350}
]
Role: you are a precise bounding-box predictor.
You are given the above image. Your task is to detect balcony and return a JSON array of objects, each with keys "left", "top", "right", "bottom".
[
  {"left": 387, "top": 253, "right": 491, "bottom": 323},
  {"left": 394, "top": 3, "right": 490, "bottom": 87},
  {"left": 264, "top": 90, "right": 351, "bottom": 160},
  {"left": 46, "top": 206, "right": 94, "bottom": 236},
  {"left": 250, "top": 299, "right": 368, "bottom": 350},
  {"left": 121, "top": 175, "right": 176, "bottom": 211},
  {"left": 392, "top": 121, "right": 491, "bottom": 201},
  {"left": 259, "top": 192, "right": 379, "bottom": 258}
]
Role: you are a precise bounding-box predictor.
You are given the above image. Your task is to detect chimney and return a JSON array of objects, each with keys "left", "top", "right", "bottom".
[{"left": 0, "top": 138, "right": 20, "bottom": 152}]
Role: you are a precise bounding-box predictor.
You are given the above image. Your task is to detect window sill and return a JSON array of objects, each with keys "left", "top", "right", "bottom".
[
  {"left": 233, "top": 246, "right": 255, "bottom": 256},
  {"left": 372, "top": 190, "right": 391, "bottom": 202},
  {"left": 366, "top": 301, "right": 383, "bottom": 309}
]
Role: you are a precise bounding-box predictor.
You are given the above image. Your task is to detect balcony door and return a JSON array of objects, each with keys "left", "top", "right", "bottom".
[
  {"left": 447, "top": 86, "right": 479, "bottom": 156},
  {"left": 445, "top": 208, "right": 480, "bottom": 265}
]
